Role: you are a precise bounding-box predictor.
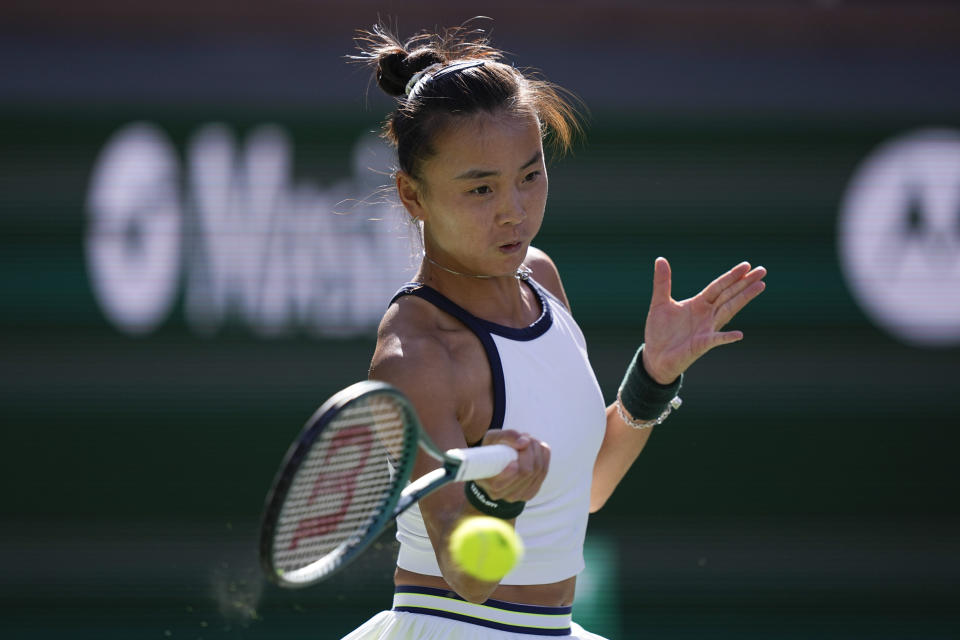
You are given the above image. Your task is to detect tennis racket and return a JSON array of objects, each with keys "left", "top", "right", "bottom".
[{"left": 259, "top": 380, "right": 518, "bottom": 588}]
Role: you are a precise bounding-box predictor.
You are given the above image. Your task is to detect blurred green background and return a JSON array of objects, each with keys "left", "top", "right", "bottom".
[{"left": 2, "top": 2, "right": 959, "bottom": 639}]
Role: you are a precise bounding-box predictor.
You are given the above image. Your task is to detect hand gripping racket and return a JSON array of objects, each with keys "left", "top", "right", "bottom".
[{"left": 259, "top": 380, "right": 519, "bottom": 588}]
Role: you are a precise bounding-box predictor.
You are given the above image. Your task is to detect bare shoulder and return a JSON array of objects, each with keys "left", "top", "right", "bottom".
[
  {"left": 524, "top": 245, "right": 571, "bottom": 310},
  {"left": 369, "top": 297, "right": 472, "bottom": 451},
  {"left": 370, "top": 298, "right": 456, "bottom": 400}
]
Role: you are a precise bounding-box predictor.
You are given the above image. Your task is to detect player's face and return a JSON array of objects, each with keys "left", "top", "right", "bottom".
[{"left": 403, "top": 109, "right": 548, "bottom": 277}]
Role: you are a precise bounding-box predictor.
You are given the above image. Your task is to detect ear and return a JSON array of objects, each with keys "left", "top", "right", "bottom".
[{"left": 396, "top": 171, "right": 427, "bottom": 221}]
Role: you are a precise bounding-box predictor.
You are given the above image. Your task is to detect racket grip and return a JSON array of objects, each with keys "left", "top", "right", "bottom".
[{"left": 449, "top": 444, "right": 518, "bottom": 482}]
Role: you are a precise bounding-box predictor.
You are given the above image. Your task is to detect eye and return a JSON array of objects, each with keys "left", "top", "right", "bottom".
[
  {"left": 469, "top": 185, "right": 492, "bottom": 195},
  {"left": 522, "top": 170, "right": 541, "bottom": 183}
]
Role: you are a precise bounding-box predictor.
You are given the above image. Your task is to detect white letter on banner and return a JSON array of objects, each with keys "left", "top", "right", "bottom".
[{"left": 85, "top": 122, "right": 181, "bottom": 334}]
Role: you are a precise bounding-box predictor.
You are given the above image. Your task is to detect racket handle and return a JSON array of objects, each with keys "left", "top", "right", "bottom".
[{"left": 449, "top": 444, "right": 518, "bottom": 482}]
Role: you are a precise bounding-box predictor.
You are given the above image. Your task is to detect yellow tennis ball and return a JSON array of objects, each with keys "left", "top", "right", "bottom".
[{"left": 449, "top": 516, "right": 524, "bottom": 581}]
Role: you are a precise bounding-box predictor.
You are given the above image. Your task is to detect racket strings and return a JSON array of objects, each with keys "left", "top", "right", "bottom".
[{"left": 272, "top": 397, "right": 411, "bottom": 575}]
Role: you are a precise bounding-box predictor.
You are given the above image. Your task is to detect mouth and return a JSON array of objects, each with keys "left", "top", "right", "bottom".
[{"left": 499, "top": 241, "right": 524, "bottom": 253}]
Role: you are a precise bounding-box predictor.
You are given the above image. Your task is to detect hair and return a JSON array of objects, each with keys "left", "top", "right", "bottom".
[{"left": 352, "top": 21, "right": 584, "bottom": 183}]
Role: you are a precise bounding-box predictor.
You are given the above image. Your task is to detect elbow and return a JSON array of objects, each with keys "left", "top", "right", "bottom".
[
  {"left": 457, "top": 585, "right": 497, "bottom": 604},
  {"left": 590, "top": 458, "right": 611, "bottom": 514},
  {"left": 589, "top": 483, "right": 612, "bottom": 513},
  {"left": 445, "top": 573, "right": 499, "bottom": 604},
  {"left": 589, "top": 496, "right": 606, "bottom": 514},
  {"left": 440, "top": 561, "right": 499, "bottom": 603}
]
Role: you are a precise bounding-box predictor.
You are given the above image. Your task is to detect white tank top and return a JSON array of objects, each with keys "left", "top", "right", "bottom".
[{"left": 390, "top": 277, "right": 607, "bottom": 584}]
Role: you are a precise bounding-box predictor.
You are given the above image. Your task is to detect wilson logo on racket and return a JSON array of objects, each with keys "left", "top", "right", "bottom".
[
  {"left": 289, "top": 424, "right": 374, "bottom": 550},
  {"left": 260, "top": 381, "right": 518, "bottom": 588}
]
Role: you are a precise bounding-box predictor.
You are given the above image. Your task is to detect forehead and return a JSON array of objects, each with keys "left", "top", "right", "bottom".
[{"left": 426, "top": 111, "right": 543, "bottom": 175}]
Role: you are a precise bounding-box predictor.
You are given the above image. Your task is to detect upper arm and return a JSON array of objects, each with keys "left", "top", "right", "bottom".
[
  {"left": 524, "top": 245, "right": 572, "bottom": 310},
  {"left": 369, "top": 309, "right": 469, "bottom": 459},
  {"left": 368, "top": 305, "right": 474, "bottom": 563}
]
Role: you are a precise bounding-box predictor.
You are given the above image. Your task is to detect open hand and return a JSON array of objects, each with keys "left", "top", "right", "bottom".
[{"left": 642, "top": 257, "right": 767, "bottom": 384}]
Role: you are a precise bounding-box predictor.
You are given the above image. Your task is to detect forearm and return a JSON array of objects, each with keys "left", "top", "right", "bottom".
[
  {"left": 589, "top": 404, "right": 655, "bottom": 512},
  {"left": 590, "top": 345, "right": 682, "bottom": 512},
  {"left": 423, "top": 484, "right": 516, "bottom": 603}
]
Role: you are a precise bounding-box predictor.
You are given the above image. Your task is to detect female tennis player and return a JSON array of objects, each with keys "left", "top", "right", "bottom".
[{"left": 344, "top": 22, "right": 766, "bottom": 640}]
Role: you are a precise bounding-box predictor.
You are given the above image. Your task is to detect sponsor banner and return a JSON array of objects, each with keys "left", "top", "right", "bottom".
[
  {"left": 3, "top": 112, "right": 958, "bottom": 348},
  {"left": 85, "top": 121, "right": 416, "bottom": 338},
  {"left": 839, "top": 128, "right": 960, "bottom": 347}
]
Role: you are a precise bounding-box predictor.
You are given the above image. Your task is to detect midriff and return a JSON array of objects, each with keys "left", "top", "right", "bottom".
[{"left": 394, "top": 567, "right": 577, "bottom": 606}]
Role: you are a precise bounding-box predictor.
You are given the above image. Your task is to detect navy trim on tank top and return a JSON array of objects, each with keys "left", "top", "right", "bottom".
[{"left": 389, "top": 279, "right": 553, "bottom": 440}]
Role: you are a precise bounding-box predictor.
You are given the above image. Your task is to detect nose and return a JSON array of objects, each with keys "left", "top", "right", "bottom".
[{"left": 497, "top": 187, "right": 527, "bottom": 226}]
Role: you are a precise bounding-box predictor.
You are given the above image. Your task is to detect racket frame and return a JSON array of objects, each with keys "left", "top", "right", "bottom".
[
  {"left": 258, "top": 381, "right": 419, "bottom": 588},
  {"left": 259, "top": 380, "right": 517, "bottom": 589}
]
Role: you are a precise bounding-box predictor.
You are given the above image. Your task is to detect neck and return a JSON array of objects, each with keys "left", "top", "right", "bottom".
[
  {"left": 418, "top": 255, "right": 540, "bottom": 329},
  {"left": 423, "top": 254, "right": 531, "bottom": 281}
]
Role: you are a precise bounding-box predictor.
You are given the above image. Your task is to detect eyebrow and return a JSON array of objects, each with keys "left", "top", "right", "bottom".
[{"left": 454, "top": 151, "right": 542, "bottom": 180}]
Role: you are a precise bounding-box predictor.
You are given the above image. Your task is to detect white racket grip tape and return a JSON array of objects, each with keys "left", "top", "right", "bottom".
[{"left": 448, "top": 444, "right": 518, "bottom": 482}]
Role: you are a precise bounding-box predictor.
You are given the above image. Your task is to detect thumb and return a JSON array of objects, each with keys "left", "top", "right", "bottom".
[
  {"left": 483, "top": 429, "right": 530, "bottom": 450},
  {"left": 651, "top": 257, "right": 672, "bottom": 305}
]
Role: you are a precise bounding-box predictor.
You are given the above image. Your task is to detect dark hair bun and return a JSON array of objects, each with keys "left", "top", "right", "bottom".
[{"left": 376, "top": 48, "right": 444, "bottom": 97}]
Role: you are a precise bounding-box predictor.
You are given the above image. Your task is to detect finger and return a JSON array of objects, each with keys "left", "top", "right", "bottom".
[
  {"left": 476, "top": 430, "right": 525, "bottom": 493},
  {"left": 692, "top": 330, "right": 745, "bottom": 361},
  {"left": 516, "top": 442, "right": 535, "bottom": 476},
  {"left": 650, "top": 257, "right": 672, "bottom": 306},
  {"left": 491, "top": 472, "right": 528, "bottom": 503},
  {"left": 518, "top": 441, "right": 545, "bottom": 502},
  {"left": 708, "top": 330, "right": 744, "bottom": 350},
  {"left": 512, "top": 441, "right": 547, "bottom": 502},
  {"left": 480, "top": 464, "right": 519, "bottom": 500},
  {"left": 478, "top": 431, "right": 530, "bottom": 494},
  {"left": 712, "top": 266, "right": 766, "bottom": 311},
  {"left": 479, "top": 434, "right": 548, "bottom": 500},
  {"left": 501, "top": 440, "right": 549, "bottom": 502},
  {"left": 487, "top": 444, "right": 533, "bottom": 499},
  {"left": 715, "top": 279, "right": 766, "bottom": 329},
  {"left": 702, "top": 261, "right": 751, "bottom": 304},
  {"left": 483, "top": 429, "right": 530, "bottom": 450}
]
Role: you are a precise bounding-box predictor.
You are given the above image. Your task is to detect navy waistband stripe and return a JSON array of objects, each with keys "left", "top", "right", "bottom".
[
  {"left": 393, "top": 585, "right": 573, "bottom": 615},
  {"left": 393, "top": 606, "right": 571, "bottom": 636}
]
